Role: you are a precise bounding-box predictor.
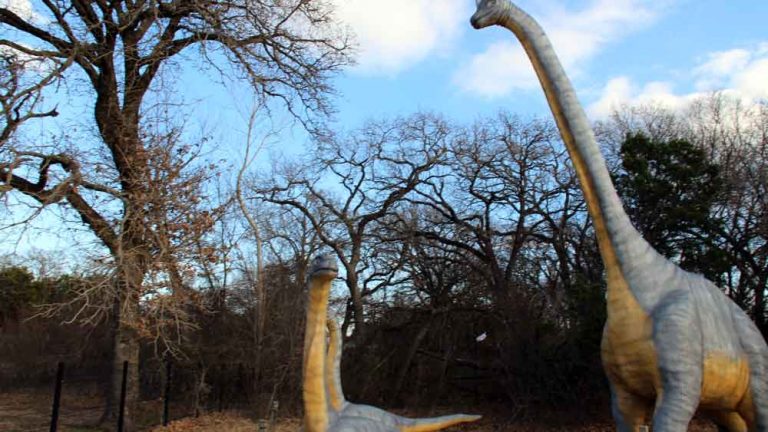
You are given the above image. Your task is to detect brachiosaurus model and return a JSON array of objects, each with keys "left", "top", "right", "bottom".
[
  {"left": 303, "top": 254, "right": 481, "bottom": 432},
  {"left": 469, "top": 1, "right": 768, "bottom": 431}
]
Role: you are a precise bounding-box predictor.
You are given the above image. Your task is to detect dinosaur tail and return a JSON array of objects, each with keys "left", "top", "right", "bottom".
[{"left": 397, "top": 414, "right": 482, "bottom": 432}]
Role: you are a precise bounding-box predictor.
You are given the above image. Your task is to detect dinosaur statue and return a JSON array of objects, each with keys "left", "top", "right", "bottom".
[
  {"left": 469, "top": 1, "right": 768, "bottom": 431},
  {"left": 303, "top": 254, "right": 481, "bottom": 432}
]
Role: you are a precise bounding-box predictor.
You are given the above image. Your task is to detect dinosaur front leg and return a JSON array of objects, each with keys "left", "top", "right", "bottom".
[
  {"left": 609, "top": 381, "right": 651, "bottom": 432},
  {"left": 651, "top": 293, "right": 702, "bottom": 431}
]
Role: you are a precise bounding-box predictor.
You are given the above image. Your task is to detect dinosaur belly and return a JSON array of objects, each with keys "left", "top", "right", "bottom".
[{"left": 699, "top": 352, "right": 750, "bottom": 410}]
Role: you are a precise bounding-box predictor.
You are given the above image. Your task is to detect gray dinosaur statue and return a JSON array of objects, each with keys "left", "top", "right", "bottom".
[
  {"left": 469, "top": 1, "right": 768, "bottom": 431},
  {"left": 302, "top": 254, "right": 481, "bottom": 432}
]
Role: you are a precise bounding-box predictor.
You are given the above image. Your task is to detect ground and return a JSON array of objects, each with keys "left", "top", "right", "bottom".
[{"left": 0, "top": 388, "right": 718, "bottom": 431}]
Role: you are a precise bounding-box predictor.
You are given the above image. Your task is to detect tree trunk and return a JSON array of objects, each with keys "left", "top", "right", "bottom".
[
  {"left": 393, "top": 320, "right": 431, "bottom": 404},
  {"left": 346, "top": 271, "right": 366, "bottom": 342},
  {"left": 100, "top": 255, "right": 144, "bottom": 431}
]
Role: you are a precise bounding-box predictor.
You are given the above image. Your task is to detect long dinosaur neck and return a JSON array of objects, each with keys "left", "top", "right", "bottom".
[
  {"left": 304, "top": 277, "right": 331, "bottom": 432},
  {"left": 497, "top": 4, "right": 651, "bottom": 278}
]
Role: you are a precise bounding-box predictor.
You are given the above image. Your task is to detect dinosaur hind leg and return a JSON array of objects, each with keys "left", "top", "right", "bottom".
[
  {"left": 742, "top": 357, "right": 768, "bottom": 431},
  {"left": 708, "top": 411, "right": 748, "bottom": 432},
  {"left": 734, "top": 310, "right": 768, "bottom": 431}
]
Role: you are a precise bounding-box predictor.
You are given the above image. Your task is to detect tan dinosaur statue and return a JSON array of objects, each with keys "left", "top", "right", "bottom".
[
  {"left": 303, "top": 254, "right": 481, "bottom": 432},
  {"left": 469, "top": 1, "right": 768, "bottom": 431}
]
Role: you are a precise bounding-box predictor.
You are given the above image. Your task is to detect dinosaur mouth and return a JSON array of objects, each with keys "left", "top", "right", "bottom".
[
  {"left": 470, "top": 12, "right": 484, "bottom": 29},
  {"left": 311, "top": 266, "right": 338, "bottom": 277},
  {"left": 313, "top": 267, "right": 337, "bottom": 273}
]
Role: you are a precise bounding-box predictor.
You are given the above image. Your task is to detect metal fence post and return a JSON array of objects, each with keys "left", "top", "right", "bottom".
[
  {"left": 49, "top": 362, "right": 64, "bottom": 432},
  {"left": 163, "top": 359, "right": 172, "bottom": 426},
  {"left": 269, "top": 400, "right": 279, "bottom": 431},
  {"left": 217, "top": 364, "right": 226, "bottom": 412},
  {"left": 117, "top": 360, "right": 128, "bottom": 432}
]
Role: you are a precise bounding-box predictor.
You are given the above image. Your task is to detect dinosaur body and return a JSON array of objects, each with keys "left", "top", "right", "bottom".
[
  {"left": 469, "top": 1, "right": 768, "bottom": 430},
  {"left": 303, "top": 254, "right": 481, "bottom": 432}
]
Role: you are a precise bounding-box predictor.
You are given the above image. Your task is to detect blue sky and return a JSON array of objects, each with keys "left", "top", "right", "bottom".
[
  {"left": 329, "top": 0, "right": 768, "bottom": 127},
  {"left": 82, "top": 0, "right": 768, "bottom": 157},
  {"left": 2, "top": 0, "right": 768, "bottom": 260}
]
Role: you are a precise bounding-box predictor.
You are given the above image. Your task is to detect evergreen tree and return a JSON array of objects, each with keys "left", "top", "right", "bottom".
[{"left": 615, "top": 133, "right": 728, "bottom": 281}]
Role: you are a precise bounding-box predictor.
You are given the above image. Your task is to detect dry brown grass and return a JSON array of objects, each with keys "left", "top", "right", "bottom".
[
  {"left": 150, "top": 414, "right": 307, "bottom": 432},
  {"left": 0, "top": 386, "right": 104, "bottom": 431},
  {"left": 150, "top": 412, "right": 718, "bottom": 432}
]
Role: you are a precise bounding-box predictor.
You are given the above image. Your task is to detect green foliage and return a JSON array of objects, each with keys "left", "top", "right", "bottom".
[
  {"left": 615, "top": 133, "right": 728, "bottom": 279},
  {"left": 0, "top": 266, "right": 47, "bottom": 325},
  {"left": 565, "top": 276, "right": 606, "bottom": 340},
  {"left": 0, "top": 265, "right": 83, "bottom": 327}
]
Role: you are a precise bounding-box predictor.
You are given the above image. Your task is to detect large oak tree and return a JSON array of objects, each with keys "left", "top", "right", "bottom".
[{"left": 0, "top": 1, "right": 350, "bottom": 428}]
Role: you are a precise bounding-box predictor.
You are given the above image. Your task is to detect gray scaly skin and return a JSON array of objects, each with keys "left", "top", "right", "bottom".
[
  {"left": 303, "top": 254, "right": 481, "bottom": 432},
  {"left": 469, "top": 1, "right": 768, "bottom": 431}
]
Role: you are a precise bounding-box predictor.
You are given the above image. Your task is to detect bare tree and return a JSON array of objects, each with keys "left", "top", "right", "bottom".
[
  {"left": 684, "top": 95, "right": 768, "bottom": 329},
  {"left": 250, "top": 113, "right": 450, "bottom": 340},
  {"left": 0, "top": 1, "right": 350, "bottom": 428},
  {"left": 403, "top": 113, "right": 577, "bottom": 309},
  {"left": 0, "top": 48, "right": 67, "bottom": 151}
]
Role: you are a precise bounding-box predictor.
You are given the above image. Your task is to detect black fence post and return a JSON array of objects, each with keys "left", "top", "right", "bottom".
[
  {"left": 237, "top": 363, "right": 245, "bottom": 404},
  {"left": 217, "top": 364, "right": 225, "bottom": 412},
  {"left": 163, "top": 359, "right": 172, "bottom": 426},
  {"left": 117, "top": 360, "right": 128, "bottom": 432},
  {"left": 49, "top": 362, "right": 65, "bottom": 432}
]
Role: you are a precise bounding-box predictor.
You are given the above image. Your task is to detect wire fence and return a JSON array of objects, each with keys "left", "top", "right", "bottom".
[{"left": 34, "top": 360, "right": 285, "bottom": 432}]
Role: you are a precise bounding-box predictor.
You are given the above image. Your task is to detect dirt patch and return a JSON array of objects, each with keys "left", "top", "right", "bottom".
[{"left": 0, "top": 386, "right": 103, "bottom": 431}]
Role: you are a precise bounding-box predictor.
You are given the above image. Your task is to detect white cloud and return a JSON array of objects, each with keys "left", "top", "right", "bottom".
[
  {"left": 456, "top": 40, "right": 537, "bottom": 96},
  {"left": 333, "top": 0, "right": 469, "bottom": 75},
  {"left": 693, "top": 49, "right": 751, "bottom": 91},
  {"left": 734, "top": 58, "right": 768, "bottom": 99},
  {"left": 0, "top": 0, "right": 41, "bottom": 22},
  {"left": 588, "top": 42, "right": 768, "bottom": 118},
  {"left": 588, "top": 77, "right": 634, "bottom": 117},
  {"left": 456, "top": 0, "right": 669, "bottom": 97}
]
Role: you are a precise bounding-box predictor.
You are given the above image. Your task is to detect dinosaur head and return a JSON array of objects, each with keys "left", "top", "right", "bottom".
[
  {"left": 471, "top": 0, "right": 508, "bottom": 29},
  {"left": 309, "top": 253, "right": 339, "bottom": 283}
]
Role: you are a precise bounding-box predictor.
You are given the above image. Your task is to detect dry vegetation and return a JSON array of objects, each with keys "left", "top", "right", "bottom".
[{"left": 149, "top": 412, "right": 718, "bottom": 432}]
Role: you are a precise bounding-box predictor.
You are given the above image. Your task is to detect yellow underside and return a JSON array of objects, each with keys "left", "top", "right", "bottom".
[
  {"left": 601, "top": 272, "right": 661, "bottom": 400},
  {"left": 700, "top": 353, "right": 751, "bottom": 409}
]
